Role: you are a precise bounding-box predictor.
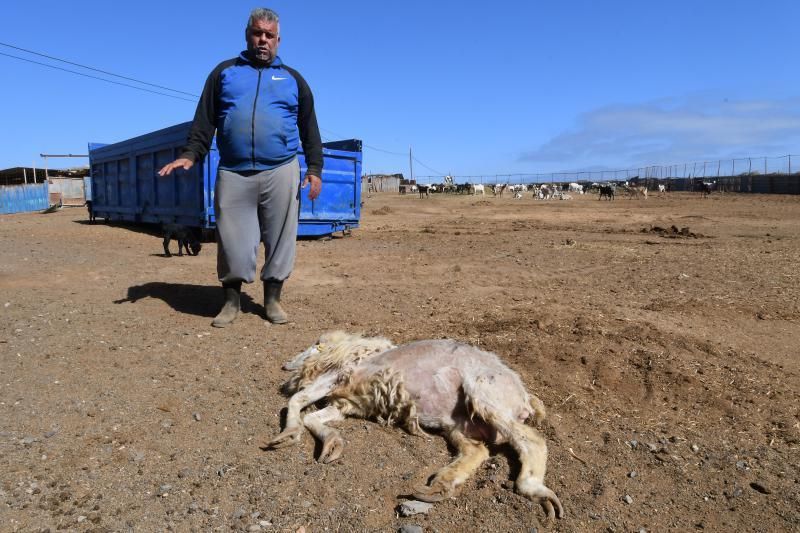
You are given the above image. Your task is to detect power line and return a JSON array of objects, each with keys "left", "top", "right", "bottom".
[
  {"left": 0, "top": 41, "right": 449, "bottom": 169},
  {"left": 320, "top": 127, "right": 407, "bottom": 156},
  {"left": 362, "top": 144, "right": 408, "bottom": 156},
  {"left": 0, "top": 41, "right": 199, "bottom": 97},
  {"left": 412, "top": 156, "right": 445, "bottom": 176},
  {"left": 0, "top": 51, "right": 198, "bottom": 103},
  {"left": 320, "top": 127, "right": 448, "bottom": 175}
]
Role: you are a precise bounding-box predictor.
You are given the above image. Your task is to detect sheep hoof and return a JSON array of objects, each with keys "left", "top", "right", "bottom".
[
  {"left": 412, "top": 481, "right": 453, "bottom": 503},
  {"left": 517, "top": 481, "right": 564, "bottom": 519},
  {"left": 264, "top": 426, "right": 302, "bottom": 449},
  {"left": 318, "top": 434, "right": 344, "bottom": 463}
]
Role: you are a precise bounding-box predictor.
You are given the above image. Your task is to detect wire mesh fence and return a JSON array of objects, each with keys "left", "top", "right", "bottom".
[{"left": 414, "top": 154, "right": 799, "bottom": 194}]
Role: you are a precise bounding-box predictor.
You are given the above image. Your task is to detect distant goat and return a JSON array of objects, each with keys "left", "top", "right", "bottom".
[
  {"left": 626, "top": 186, "right": 648, "bottom": 200},
  {"left": 598, "top": 185, "right": 615, "bottom": 200},
  {"left": 266, "top": 331, "right": 564, "bottom": 519},
  {"left": 418, "top": 184, "right": 430, "bottom": 198},
  {"left": 568, "top": 182, "right": 584, "bottom": 194},
  {"left": 537, "top": 185, "right": 554, "bottom": 200}
]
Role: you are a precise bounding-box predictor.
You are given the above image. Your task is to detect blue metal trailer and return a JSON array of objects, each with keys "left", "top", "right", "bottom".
[{"left": 88, "top": 122, "right": 362, "bottom": 237}]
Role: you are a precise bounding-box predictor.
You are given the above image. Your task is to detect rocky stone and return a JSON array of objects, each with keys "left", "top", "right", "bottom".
[{"left": 397, "top": 500, "right": 433, "bottom": 517}]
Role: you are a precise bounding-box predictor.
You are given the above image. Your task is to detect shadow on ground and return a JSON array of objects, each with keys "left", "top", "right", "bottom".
[
  {"left": 113, "top": 282, "right": 257, "bottom": 318},
  {"left": 74, "top": 219, "right": 163, "bottom": 237}
]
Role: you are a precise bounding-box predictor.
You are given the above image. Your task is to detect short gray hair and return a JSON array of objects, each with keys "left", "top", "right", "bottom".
[{"left": 247, "top": 8, "right": 280, "bottom": 33}]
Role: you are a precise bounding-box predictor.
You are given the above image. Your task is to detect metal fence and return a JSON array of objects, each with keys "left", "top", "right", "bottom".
[
  {"left": 0, "top": 182, "right": 49, "bottom": 214},
  {"left": 48, "top": 177, "right": 88, "bottom": 206},
  {"left": 414, "top": 154, "right": 799, "bottom": 194}
]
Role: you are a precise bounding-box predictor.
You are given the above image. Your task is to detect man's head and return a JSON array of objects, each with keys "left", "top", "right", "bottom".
[{"left": 246, "top": 8, "right": 280, "bottom": 65}]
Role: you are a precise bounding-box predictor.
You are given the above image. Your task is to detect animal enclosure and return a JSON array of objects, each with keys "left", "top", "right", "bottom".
[{"left": 1, "top": 191, "right": 798, "bottom": 531}]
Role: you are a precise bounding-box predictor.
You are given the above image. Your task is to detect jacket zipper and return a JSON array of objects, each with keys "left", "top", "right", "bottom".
[{"left": 251, "top": 68, "right": 263, "bottom": 168}]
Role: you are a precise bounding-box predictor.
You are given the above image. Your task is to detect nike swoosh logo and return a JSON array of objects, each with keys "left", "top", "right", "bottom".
[{"left": 272, "top": 75, "right": 287, "bottom": 80}]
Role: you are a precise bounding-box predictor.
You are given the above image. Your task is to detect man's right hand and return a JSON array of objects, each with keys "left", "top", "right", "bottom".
[{"left": 158, "top": 158, "right": 194, "bottom": 176}]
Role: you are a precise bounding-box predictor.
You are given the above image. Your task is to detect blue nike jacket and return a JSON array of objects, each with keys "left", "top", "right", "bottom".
[{"left": 181, "top": 52, "right": 323, "bottom": 177}]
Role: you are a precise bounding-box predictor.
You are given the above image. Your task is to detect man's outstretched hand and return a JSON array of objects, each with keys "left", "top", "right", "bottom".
[
  {"left": 302, "top": 174, "right": 322, "bottom": 200},
  {"left": 158, "top": 158, "right": 194, "bottom": 176}
]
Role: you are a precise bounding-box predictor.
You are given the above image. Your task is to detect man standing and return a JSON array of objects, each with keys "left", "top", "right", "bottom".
[{"left": 159, "top": 8, "right": 323, "bottom": 327}]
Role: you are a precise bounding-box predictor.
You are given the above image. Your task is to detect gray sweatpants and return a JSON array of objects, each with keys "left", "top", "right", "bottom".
[{"left": 215, "top": 158, "right": 300, "bottom": 284}]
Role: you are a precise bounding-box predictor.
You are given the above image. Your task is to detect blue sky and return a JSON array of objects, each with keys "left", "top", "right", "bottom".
[{"left": 1, "top": 0, "right": 799, "bottom": 178}]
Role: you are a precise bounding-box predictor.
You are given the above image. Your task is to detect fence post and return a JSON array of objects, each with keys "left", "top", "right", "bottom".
[{"left": 789, "top": 155, "right": 792, "bottom": 175}]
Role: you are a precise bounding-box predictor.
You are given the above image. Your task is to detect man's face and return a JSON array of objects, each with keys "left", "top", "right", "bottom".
[{"left": 246, "top": 19, "right": 280, "bottom": 64}]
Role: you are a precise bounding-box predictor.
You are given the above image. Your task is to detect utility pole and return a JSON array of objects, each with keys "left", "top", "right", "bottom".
[{"left": 408, "top": 146, "right": 414, "bottom": 183}]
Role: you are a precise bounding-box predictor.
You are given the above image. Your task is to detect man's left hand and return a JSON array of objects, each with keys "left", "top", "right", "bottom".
[{"left": 302, "top": 174, "right": 322, "bottom": 200}]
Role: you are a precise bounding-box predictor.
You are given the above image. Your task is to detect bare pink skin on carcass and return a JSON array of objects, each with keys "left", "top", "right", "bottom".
[{"left": 350, "top": 340, "right": 534, "bottom": 441}]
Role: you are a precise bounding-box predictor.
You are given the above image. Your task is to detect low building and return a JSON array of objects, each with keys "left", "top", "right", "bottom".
[{"left": 363, "top": 173, "right": 404, "bottom": 193}]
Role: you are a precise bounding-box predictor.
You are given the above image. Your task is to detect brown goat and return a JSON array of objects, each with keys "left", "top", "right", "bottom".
[{"left": 265, "top": 331, "right": 564, "bottom": 519}]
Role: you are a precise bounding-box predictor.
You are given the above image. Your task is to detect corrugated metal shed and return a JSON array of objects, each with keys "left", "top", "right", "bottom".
[
  {"left": 0, "top": 167, "right": 47, "bottom": 186},
  {"left": 363, "top": 173, "right": 403, "bottom": 193},
  {"left": 0, "top": 167, "right": 88, "bottom": 187},
  {"left": 0, "top": 183, "right": 49, "bottom": 214}
]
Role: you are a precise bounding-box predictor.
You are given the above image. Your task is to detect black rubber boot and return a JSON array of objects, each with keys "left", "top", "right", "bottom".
[
  {"left": 211, "top": 281, "right": 241, "bottom": 328},
  {"left": 264, "top": 280, "right": 288, "bottom": 324}
]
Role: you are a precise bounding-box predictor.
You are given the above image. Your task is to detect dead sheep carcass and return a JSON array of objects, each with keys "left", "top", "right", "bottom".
[{"left": 265, "top": 331, "right": 564, "bottom": 519}]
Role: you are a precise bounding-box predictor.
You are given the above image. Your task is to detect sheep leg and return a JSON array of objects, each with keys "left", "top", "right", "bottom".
[
  {"left": 413, "top": 430, "right": 489, "bottom": 503},
  {"left": 302, "top": 405, "right": 346, "bottom": 463},
  {"left": 505, "top": 421, "right": 564, "bottom": 519},
  {"left": 265, "top": 372, "right": 338, "bottom": 449}
]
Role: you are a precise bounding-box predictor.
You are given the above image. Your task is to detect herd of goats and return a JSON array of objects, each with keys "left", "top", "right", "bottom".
[{"left": 402, "top": 179, "right": 715, "bottom": 200}]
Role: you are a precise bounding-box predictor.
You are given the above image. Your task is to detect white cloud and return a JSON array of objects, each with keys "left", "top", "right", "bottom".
[{"left": 520, "top": 96, "right": 800, "bottom": 169}]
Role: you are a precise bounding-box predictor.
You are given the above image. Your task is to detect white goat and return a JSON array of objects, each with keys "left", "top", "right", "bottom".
[
  {"left": 568, "top": 182, "right": 583, "bottom": 194},
  {"left": 266, "top": 331, "right": 564, "bottom": 519}
]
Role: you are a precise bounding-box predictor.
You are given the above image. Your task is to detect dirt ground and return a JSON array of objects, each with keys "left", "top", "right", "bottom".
[{"left": 1, "top": 190, "right": 799, "bottom": 532}]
